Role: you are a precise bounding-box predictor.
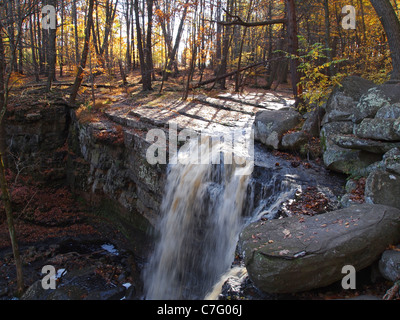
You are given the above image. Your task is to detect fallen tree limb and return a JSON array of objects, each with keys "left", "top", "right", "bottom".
[
  {"left": 20, "top": 82, "right": 118, "bottom": 89},
  {"left": 217, "top": 9, "right": 287, "bottom": 27},
  {"left": 190, "top": 57, "right": 282, "bottom": 90}
]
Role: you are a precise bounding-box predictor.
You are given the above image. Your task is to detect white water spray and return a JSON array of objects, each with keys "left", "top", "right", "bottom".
[{"left": 143, "top": 132, "right": 253, "bottom": 300}]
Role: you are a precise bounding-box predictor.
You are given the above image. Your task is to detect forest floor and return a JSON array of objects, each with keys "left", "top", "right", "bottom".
[{"left": 0, "top": 68, "right": 395, "bottom": 300}]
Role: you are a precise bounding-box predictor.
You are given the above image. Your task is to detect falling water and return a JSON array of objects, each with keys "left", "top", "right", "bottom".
[{"left": 143, "top": 131, "right": 254, "bottom": 300}]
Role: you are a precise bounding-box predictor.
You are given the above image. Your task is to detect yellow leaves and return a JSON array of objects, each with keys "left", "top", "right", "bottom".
[{"left": 8, "top": 72, "right": 27, "bottom": 87}]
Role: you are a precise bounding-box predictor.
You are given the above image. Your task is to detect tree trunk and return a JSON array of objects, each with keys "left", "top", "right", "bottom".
[
  {"left": 46, "top": 0, "right": 57, "bottom": 92},
  {"left": 145, "top": 0, "right": 154, "bottom": 82},
  {"left": 218, "top": 0, "right": 234, "bottom": 89},
  {"left": 163, "top": 0, "right": 189, "bottom": 82},
  {"left": 369, "top": 0, "right": 400, "bottom": 80},
  {"left": 29, "top": 14, "right": 40, "bottom": 82},
  {"left": 134, "top": 0, "right": 152, "bottom": 90},
  {"left": 60, "top": 0, "right": 64, "bottom": 77},
  {"left": 72, "top": 0, "right": 80, "bottom": 64},
  {"left": 69, "top": 0, "right": 95, "bottom": 104},
  {"left": 0, "top": 23, "right": 24, "bottom": 297},
  {"left": 286, "top": 0, "right": 301, "bottom": 106},
  {"left": 235, "top": 0, "right": 253, "bottom": 92}
]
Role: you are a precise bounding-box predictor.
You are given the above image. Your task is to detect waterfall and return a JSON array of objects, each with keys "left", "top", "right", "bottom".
[{"left": 143, "top": 130, "right": 254, "bottom": 300}]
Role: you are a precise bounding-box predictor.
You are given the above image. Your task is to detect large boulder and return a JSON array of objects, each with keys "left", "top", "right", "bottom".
[
  {"left": 302, "top": 106, "right": 325, "bottom": 137},
  {"left": 355, "top": 118, "right": 400, "bottom": 141},
  {"left": 254, "top": 109, "right": 302, "bottom": 149},
  {"left": 322, "top": 76, "right": 374, "bottom": 124},
  {"left": 365, "top": 170, "right": 400, "bottom": 209},
  {"left": 384, "top": 147, "right": 400, "bottom": 175},
  {"left": 375, "top": 103, "right": 400, "bottom": 119},
  {"left": 239, "top": 204, "right": 400, "bottom": 294},
  {"left": 320, "top": 78, "right": 400, "bottom": 175},
  {"left": 352, "top": 87, "right": 392, "bottom": 123},
  {"left": 332, "top": 135, "right": 400, "bottom": 154},
  {"left": 379, "top": 248, "right": 400, "bottom": 282},
  {"left": 281, "top": 131, "right": 308, "bottom": 151},
  {"left": 320, "top": 122, "right": 380, "bottom": 174}
]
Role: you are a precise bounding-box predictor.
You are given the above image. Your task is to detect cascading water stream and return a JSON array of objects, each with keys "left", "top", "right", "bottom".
[
  {"left": 143, "top": 132, "right": 254, "bottom": 300},
  {"left": 142, "top": 125, "right": 303, "bottom": 300}
]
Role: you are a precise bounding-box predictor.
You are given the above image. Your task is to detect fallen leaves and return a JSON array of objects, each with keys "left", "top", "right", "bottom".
[
  {"left": 349, "top": 178, "right": 366, "bottom": 204},
  {"left": 0, "top": 170, "right": 98, "bottom": 249},
  {"left": 282, "top": 186, "right": 330, "bottom": 217}
]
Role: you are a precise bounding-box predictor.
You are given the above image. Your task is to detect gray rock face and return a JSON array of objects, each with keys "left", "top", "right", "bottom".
[
  {"left": 384, "top": 147, "right": 400, "bottom": 175},
  {"left": 320, "top": 76, "right": 400, "bottom": 176},
  {"left": 365, "top": 170, "right": 400, "bottom": 209},
  {"left": 333, "top": 135, "right": 400, "bottom": 154},
  {"left": 281, "top": 131, "right": 308, "bottom": 150},
  {"left": 21, "top": 267, "right": 129, "bottom": 300},
  {"left": 355, "top": 118, "right": 400, "bottom": 141},
  {"left": 254, "top": 109, "right": 302, "bottom": 149},
  {"left": 322, "top": 76, "right": 374, "bottom": 124},
  {"left": 239, "top": 204, "right": 400, "bottom": 294},
  {"left": 375, "top": 103, "right": 400, "bottom": 119},
  {"left": 352, "top": 87, "right": 391, "bottom": 123},
  {"left": 379, "top": 249, "right": 400, "bottom": 282},
  {"left": 68, "top": 117, "right": 166, "bottom": 227},
  {"left": 302, "top": 106, "right": 325, "bottom": 137}
]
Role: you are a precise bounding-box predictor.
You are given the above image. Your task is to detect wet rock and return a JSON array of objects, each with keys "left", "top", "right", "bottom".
[
  {"left": 379, "top": 248, "right": 400, "bottom": 282},
  {"left": 281, "top": 131, "right": 308, "bottom": 151},
  {"left": 254, "top": 109, "right": 302, "bottom": 150},
  {"left": 21, "top": 266, "right": 128, "bottom": 300},
  {"left": 239, "top": 204, "right": 400, "bottom": 294}
]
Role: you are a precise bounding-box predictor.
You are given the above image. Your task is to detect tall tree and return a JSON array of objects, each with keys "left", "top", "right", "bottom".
[
  {"left": 70, "top": 0, "right": 95, "bottom": 103},
  {"left": 46, "top": 0, "right": 57, "bottom": 91},
  {"left": 159, "top": 0, "right": 189, "bottom": 92},
  {"left": 0, "top": 16, "right": 24, "bottom": 297},
  {"left": 369, "top": 0, "right": 400, "bottom": 80},
  {"left": 286, "top": 0, "right": 301, "bottom": 105},
  {"left": 134, "top": 0, "right": 153, "bottom": 90}
]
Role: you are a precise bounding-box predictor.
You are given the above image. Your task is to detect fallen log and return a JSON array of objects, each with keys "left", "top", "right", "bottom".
[
  {"left": 20, "top": 82, "right": 118, "bottom": 89},
  {"left": 190, "top": 57, "right": 282, "bottom": 90}
]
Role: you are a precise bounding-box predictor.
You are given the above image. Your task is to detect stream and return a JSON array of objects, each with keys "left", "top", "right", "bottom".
[{"left": 142, "top": 126, "right": 345, "bottom": 300}]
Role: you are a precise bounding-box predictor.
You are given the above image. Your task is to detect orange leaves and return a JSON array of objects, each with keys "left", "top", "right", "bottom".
[
  {"left": 349, "top": 178, "right": 366, "bottom": 204},
  {"left": 284, "top": 186, "right": 330, "bottom": 217}
]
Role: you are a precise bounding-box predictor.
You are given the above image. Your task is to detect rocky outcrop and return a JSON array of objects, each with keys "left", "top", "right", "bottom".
[
  {"left": 239, "top": 204, "right": 400, "bottom": 294},
  {"left": 319, "top": 78, "right": 400, "bottom": 211},
  {"left": 254, "top": 109, "right": 302, "bottom": 150},
  {"left": 379, "top": 247, "right": 400, "bottom": 282},
  {"left": 323, "top": 76, "right": 375, "bottom": 123},
  {"left": 320, "top": 76, "right": 381, "bottom": 174},
  {"left": 4, "top": 96, "right": 70, "bottom": 183},
  {"left": 67, "top": 112, "right": 166, "bottom": 228}
]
